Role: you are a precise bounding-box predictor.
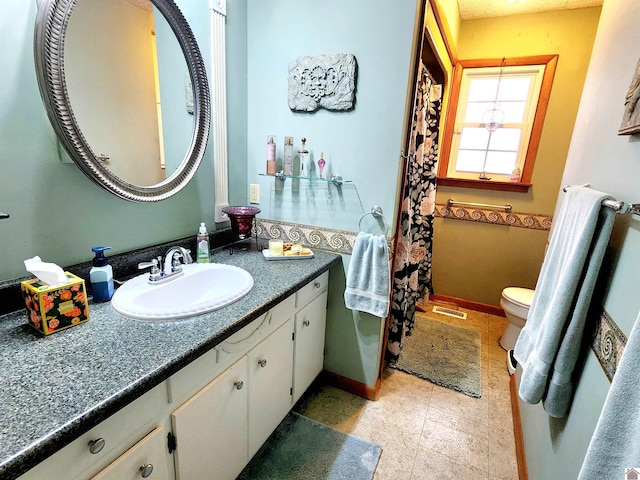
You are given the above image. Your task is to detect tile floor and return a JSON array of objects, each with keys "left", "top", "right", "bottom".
[{"left": 294, "top": 304, "right": 519, "bottom": 479}]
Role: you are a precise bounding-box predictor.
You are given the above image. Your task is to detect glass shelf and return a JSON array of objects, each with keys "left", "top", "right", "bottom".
[{"left": 259, "top": 172, "right": 351, "bottom": 186}]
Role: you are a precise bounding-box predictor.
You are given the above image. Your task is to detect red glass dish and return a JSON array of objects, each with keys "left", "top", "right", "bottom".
[{"left": 222, "top": 206, "right": 261, "bottom": 239}]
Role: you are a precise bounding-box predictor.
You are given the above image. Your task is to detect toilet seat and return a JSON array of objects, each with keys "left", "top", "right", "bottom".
[{"left": 502, "top": 287, "right": 534, "bottom": 308}]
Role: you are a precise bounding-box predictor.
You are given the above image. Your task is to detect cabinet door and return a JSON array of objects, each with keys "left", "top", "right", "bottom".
[
  {"left": 171, "top": 357, "right": 248, "bottom": 480},
  {"left": 247, "top": 317, "right": 294, "bottom": 458},
  {"left": 91, "top": 427, "right": 169, "bottom": 480},
  {"left": 293, "top": 291, "right": 328, "bottom": 403}
]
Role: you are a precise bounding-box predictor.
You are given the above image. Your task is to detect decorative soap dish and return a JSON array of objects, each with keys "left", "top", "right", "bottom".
[{"left": 262, "top": 249, "right": 314, "bottom": 260}]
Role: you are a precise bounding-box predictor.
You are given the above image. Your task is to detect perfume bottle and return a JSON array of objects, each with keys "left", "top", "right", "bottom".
[
  {"left": 266, "top": 135, "right": 276, "bottom": 175},
  {"left": 318, "top": 153, "right": 326, "bottom": 178},
  {"left": 298, "top": 138, "right": 310, "bottom": 177},
  {"left": 283, "top": 136, "right": 294, "bottom": 176}
]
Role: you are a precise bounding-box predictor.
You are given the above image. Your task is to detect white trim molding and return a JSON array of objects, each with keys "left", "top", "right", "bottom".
[{"left": 210, "top": 1, "right": 229, "bottom": 222}]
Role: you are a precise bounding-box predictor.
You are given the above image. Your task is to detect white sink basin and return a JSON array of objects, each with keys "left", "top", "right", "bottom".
[{"left": 111, "top": 263, "right": 254, "bottom": 321}]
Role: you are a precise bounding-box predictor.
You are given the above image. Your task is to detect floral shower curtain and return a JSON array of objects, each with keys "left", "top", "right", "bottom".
[{"left": 386, "top": 60, "right": 442, "bottom": 363}]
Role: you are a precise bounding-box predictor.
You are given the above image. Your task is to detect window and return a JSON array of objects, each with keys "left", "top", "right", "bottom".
[{"left": 438, "top": 55, "right": 558, "bottom": 192}]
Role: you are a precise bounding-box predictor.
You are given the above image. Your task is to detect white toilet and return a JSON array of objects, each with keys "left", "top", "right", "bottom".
[{"left": 499, "top": 287, "right": 535, "bottom": 351}]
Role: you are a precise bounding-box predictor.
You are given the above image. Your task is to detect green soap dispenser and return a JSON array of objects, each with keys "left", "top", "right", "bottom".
[
  {"left": 90, "top": 246, "right": 114, "bottom": 302},
  {"left": 197, "top": 222, "right": 211, "bottom": 263}
]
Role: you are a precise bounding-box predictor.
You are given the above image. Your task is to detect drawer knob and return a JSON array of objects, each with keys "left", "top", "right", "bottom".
[
  {"left": 314, "top": 281, "right": 321, "bottom": 288},
  {"left": 234, "top": 380, "right": 244, "bottom": 390},
  {"left": 88, "top": 438, "right": 105, "bottom": 454},
  {"left": 258, "top": 358, "right": 267, "bottom": 368},
  {"left": 139, "top": 463, "right": 154, "bottom": 478},
  {"left": 303, "top": 319, "right": 310, "bottom": 327}
]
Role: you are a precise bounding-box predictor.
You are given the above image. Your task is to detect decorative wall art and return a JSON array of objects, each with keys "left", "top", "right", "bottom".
[
  {"left": 288, "top": 53, "right": 357, "bottom": 112},
  {"left": 619, "top": 58, "right": 640, "bottom": 134}
]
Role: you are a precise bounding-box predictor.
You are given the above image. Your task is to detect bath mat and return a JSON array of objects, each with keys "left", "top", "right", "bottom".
[
  {"left": 390, "top": 314, "right": 482, "bottom": 397},
  {"left": 237, "top": 412, "right": 382, "bottom": 480}
]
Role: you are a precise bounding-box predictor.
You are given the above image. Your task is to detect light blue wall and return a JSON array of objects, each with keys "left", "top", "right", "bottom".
[
  {"left": 246, "top": 0, "right": 415, "bottom": 229},
  {"left": 245, "top": 0, "right": 417, "bottom": 386},
  {"left": 518, "top": 0, "right": 640, "bottom": 477},
  {"left": 0, "top": 1, "right": 247, "bottom": 282}
]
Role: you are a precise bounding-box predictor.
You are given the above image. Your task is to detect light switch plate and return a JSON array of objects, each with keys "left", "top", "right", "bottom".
[{"left": 249, "top": 184, "right": 260, "bottom": 204}]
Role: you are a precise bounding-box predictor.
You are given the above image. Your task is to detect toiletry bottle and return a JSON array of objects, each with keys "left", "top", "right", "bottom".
[
  {"left": 197, "top": 222, "right": 211, "bottom": 263},
  {"left": 283, "top": 136, "right": 294, "bottom": 175},
  {"left": 90, "top": 246, "right": 114, "bottom": 302},
  {"left": 298, "top": 137, "right": 310, "bottom": 177},
  {"left": 318, "top": 152, "right": 326, "bottom": 178},
  {"left": 266, "top": 136, "right": 276, "bottom": 175}
]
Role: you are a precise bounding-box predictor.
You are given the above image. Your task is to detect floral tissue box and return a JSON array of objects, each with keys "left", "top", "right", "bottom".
[{"left": 21, "top": 273, "right": 89, "bottom": 335}]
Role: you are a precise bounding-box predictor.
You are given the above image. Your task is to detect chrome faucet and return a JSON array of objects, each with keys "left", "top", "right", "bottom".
[
  {"left": 138, "top": 246, "right": 192, "bottom": 284},
  {"left": 163, "top": 246, "right": 193, "bottom": 275}
]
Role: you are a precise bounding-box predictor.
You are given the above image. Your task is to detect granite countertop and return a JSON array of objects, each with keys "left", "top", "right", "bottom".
[{"left": 0, "top": 242, "right": 341, "bottom": 480}]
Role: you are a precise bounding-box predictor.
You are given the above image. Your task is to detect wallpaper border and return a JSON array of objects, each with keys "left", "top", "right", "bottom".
[
  {"left": 434, "top": 203, "right": 553, "bottom": 231},
  {"left": 592, "top": 308, "right": 627, "bottom": 382},
  {"left": 255, "top": 218, "right": 358, "bottom": 255}
]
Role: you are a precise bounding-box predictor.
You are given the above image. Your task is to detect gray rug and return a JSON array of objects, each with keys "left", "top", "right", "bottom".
[
  {"left": 237, "top": 412, "right": 381, "bottom": 480},
  {"left": 390, "top": 315, "right": 482, "bottom": 397}
]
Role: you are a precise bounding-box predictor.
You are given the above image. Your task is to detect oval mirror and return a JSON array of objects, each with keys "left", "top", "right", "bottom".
[{"left": 34, "top": 0, "right": 211, "bottom": 202}]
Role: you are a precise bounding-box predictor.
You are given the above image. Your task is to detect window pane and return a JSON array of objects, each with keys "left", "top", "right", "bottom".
[
  {"left": 501, "top": 101, "right": 526, "bottom": 123},
  {"left": 485, "top": 151, "right": 517, "bottom": 174},
  {"left": 489, "top": 128, "right": 521, "bottom": 151},
  {"left": 456, "top": 149, "right": 486, "bottom": 172},
  {"left": 459, "top": 127, "right": 489, "bottom": 150},
  {"left": 498, "top": 77, "right": 530, "bottom": 101},
  {"left": 465, "top": 102, "right": 493, "bottom": 123},
  {"left": 468, "top": 78, "right": 498, "bottom": 102}
]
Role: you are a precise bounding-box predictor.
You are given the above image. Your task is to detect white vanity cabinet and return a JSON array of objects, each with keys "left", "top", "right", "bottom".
[
  {"left": 169, "top": 272, "right": 328, "bottom": 480},
  {"left": 293, "top": 272, "right": 329, "bottom": 403},
  {"left": 16, "top": 271, "right": 329, "bottom": 480},
  {"left": 170, "top": 318, "right": 295, "bottom": 480}
]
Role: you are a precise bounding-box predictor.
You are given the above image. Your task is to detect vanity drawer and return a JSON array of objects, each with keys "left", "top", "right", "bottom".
[
  {"left": 166, "top": 346, "right": 222, "bottom": 406},
  {"left": 168, "top": 294, "right": 295, "bottom": 405},
  {"left": 295, "top": 272, "right": 329, "bottom": 310},
  {"left": 216, "top": 295, "right": 295, "bottom": 369},
  {"left": 18, "top": 383, "right": 166, "bottom": 480},
  {"left": 91, "top": 426, "right": 170, "bottom": 480}
]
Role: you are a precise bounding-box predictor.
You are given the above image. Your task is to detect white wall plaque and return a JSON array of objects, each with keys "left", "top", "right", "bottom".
[{"left": 288, "top": 54, "right": 357, "bottom": 112}]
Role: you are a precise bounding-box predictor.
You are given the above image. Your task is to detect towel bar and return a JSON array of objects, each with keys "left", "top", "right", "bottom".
[
  {"left": 358, "top": 205, "right": 390, "bottom": 235},
  {"left": 562, "top": 185, "right": 640, "bottom": 215},
  {"left": 0, "top": 212, "right": 9, "bottom": 219},
  {"left": 447, "top": 198, "right": 512, "bottom": 213}
]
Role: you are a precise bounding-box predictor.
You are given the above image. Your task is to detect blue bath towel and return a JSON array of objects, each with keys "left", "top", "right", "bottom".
[
  {"left": 513, "top": 186, "right": 615, "bottom": 418},
  {"left": 579, "top": 311, "right": 640, "bottom": 479},
  {"left": 344, "top": 232, "right": 390, "bottom": 318}
]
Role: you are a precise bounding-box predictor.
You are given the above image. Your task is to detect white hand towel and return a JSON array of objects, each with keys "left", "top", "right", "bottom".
[{"left": 344, "top": 232, "right": 390, "bottom": 318}]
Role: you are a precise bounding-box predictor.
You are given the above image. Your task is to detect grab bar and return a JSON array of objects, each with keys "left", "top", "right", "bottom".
[
  {"left": 0, "top": 212, "right": 9, "bottom": 219},
  {"left": 447, "top": 199, "right": 512, "bottom": 213},
  {"left": 562, "top": 185, "right": 640, "bottom": 215}
]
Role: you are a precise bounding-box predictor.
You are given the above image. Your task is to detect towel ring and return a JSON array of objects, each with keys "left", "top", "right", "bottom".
[{"left": 358, "top": 205, "right": 390, "bottom": 235}]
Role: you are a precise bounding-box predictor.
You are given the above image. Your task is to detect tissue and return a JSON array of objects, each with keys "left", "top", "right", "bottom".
[
  {"left": 21, "top": 260, "right": 90, "bottom": 335},
  {"left": 24, "top": 256, "right": 68, "bottom": 287}
]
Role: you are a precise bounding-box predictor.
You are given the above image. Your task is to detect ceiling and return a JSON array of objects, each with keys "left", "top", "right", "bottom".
[{"left": 457, "top": 0, "right": 603, "bottom": 20}]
